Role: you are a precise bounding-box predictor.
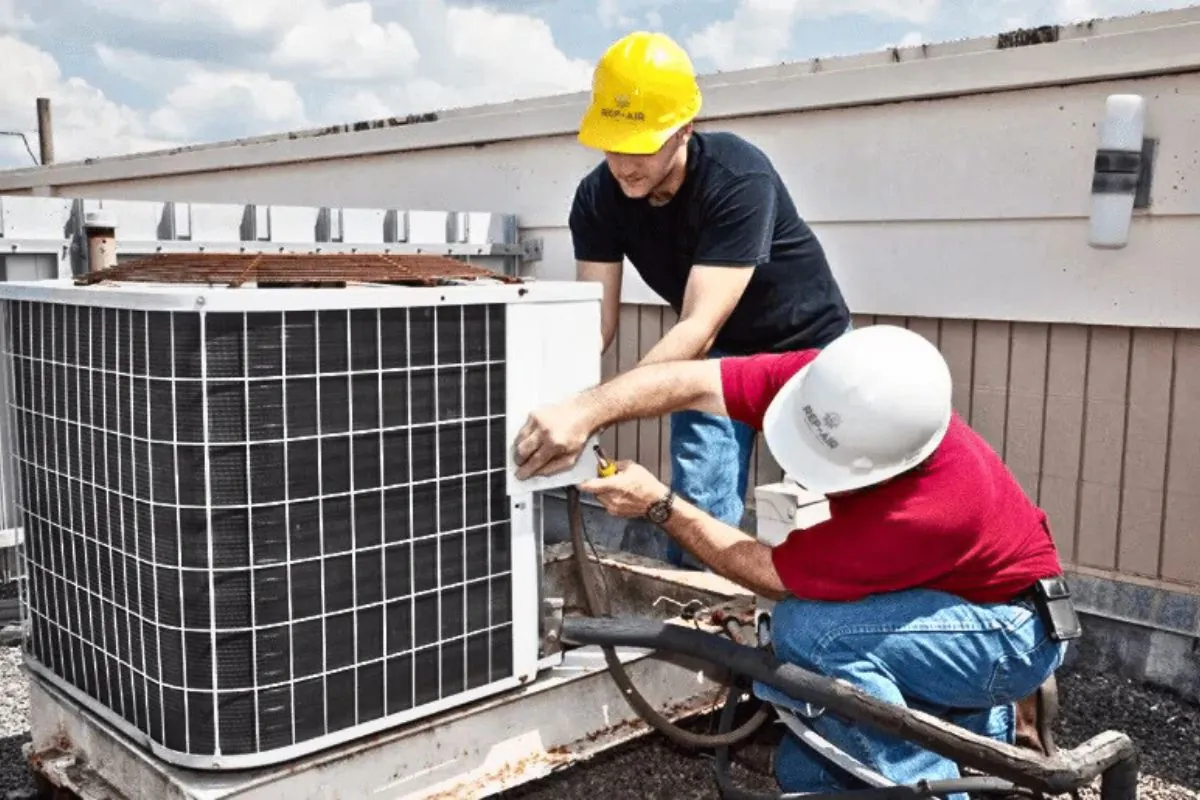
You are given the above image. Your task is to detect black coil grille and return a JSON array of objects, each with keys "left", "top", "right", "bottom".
[{"left": 5, "top": 300, "right": 513, "bottom": 759}]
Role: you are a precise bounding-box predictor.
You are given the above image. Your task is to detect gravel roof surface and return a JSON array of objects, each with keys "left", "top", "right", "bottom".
[
  {"left": 0, "top": 643, "right": 1194, "bottom": 799},
  {"left": 0, "top": 646, "right": 31, "bottom": 799},
  {"left": 504, "top": 662, "right": 1199, "bottom": 800}
]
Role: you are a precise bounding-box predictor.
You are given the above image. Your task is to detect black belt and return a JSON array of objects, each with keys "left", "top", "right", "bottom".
[{"left": 1013, "top": 575, "right": 1082, "bottom": 642}]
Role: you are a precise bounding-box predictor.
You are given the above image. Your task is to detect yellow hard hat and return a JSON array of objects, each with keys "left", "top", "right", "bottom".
[{"left": 577, "top": 31, "right": 703, "bottom": 155}]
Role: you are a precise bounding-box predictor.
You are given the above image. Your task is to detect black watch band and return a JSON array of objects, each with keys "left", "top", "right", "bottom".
[{"left": 646, "top": 490, "right": 674, "bottom": 525}]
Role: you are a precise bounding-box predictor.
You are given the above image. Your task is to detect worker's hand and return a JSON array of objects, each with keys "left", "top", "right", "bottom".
[
  {"left": 512, "top": 400, "right": 594, "bottom": 480},
  {"left": 578, "top": 461, "right": 668, "bottom": 519}
]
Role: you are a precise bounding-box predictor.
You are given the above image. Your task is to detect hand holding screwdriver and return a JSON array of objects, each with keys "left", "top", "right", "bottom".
[{"left": 594, "top": 444, "right": 617, "bottom": 478}]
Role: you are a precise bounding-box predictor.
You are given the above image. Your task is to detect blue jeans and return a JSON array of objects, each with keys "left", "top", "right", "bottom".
[
  {"left": 665, "top": 397, "right": 756, "bottom": 569},
  {"left": 755, "top": 589, "right": 1067, "bottom": 798},
  {"left": 665, "top": 326, "right": 851, "bottom": 569}
]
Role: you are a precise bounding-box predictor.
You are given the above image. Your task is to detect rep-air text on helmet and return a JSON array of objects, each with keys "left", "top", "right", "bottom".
[
  {"left": 578, "top": 31, "right": 703, "bottom": 155},
  {"left": 761, "top": 325, "right": 954, "bottom": 496}
]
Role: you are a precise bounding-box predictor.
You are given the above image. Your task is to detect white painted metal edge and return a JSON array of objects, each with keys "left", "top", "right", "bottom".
[
  {"left": 0, "top": 526, "right": 23, "bottom": 549},
  {"left": 504, "top": 299, "right": 603, "bottom": 496},
  {"left": 509, "top": 497, "right": 542, "bottom": 685},
  {"left": 2, "top": 12, "right": 1199, "bottom": 188},
  {"left": 0, "top": 278, "right": 603, "bottom": 310},
  {"left": 22, "top": 652, "right": 542, "bottom": 771}
]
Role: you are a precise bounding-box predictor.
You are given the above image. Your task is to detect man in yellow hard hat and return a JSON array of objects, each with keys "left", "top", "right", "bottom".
[{"left": 568, "top": 31, "right": 851, "bottom": 569}]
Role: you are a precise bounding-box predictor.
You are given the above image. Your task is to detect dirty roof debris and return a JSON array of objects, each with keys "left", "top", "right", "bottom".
[
  {"left": 997, "top": 24, "right": 1061, "bottom": 48},
  {"left": 75, "top": 252, "right": 524, "bottom": 288}
]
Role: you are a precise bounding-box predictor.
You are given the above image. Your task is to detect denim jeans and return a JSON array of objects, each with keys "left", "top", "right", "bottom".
[
  {"left": 755, "top": 589, "right": 1068, "bottom": 799},
  {"left": 665, "top": 392, "right": 756, "bottom": 569},
  {"left": 665, "top": 324, "right": 851, "bottom": 569}
]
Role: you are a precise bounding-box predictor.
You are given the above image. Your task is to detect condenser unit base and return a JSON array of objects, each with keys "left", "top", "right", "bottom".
[
  {"left": 23, "top": 549, "right": 748, "bottom": 800},
  {"left": 25, "top": 641, "right": 725, "bottom": 800}
]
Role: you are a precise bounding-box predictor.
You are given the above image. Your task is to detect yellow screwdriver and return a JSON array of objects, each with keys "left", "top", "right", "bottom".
[{"left": 593, "top": 444, "right": 617, "bottom": 478}]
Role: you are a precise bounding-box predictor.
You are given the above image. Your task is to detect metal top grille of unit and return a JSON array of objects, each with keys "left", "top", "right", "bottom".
[{"left": 75, "top": 252, "right": 525, "bottom": 289}]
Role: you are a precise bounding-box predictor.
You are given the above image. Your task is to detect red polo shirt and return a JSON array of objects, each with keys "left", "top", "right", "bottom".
[{"left": 720, "top": 350, "right": 1064, "bottom": 604}]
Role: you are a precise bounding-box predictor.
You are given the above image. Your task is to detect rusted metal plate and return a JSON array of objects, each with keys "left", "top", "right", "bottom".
[{"left": 75, "top": 251, "right": 524, "bottom": 288}]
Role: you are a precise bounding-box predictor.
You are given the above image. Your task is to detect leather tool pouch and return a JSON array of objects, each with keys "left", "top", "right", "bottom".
[{"left": 1032, "top": 576, "right": 1083, "bottom": 641}]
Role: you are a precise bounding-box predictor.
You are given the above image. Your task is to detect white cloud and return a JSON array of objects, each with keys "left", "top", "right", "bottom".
[
  {"left": 1051, "top": 0, "right": 1195, "bottom": 21},
  {"left": 598, "top": 0, "right": 635, "bottom": 28},
  {"left": 148, "top": 71, "right": 307, "bottom": 141},
  {"left": 439, "top": 5, "right": 592, "bottom": 101},
  {"left": 78, "top": 0, "right": 325, "bottom": 37},
  {"left": 325, "top": 3, "right": 593, "bottom": 118},
  {"left": 94, "top": 44, "right": 309, "bottom": 143},
  {"left": 0, "top": 0, "right": 31, "bottom": 31},
  {"left": 687, "top": 0, "right": 940, "bottom": 70},
  {"left": 0, "top": 34, "right": 172, "bottom": 166},
  {"left": 0, "top": 0, "right": 592, "bottom": 168},
  {"left": 683, "top": 0, "right": 1195, "bottom": 71},
  {"left": 270, "top": 2, "right": 420, "bottom": 80},
  {"left": 974, "top": 0, "right": 1193, "bottom": 28},
  {"left": 595, "top": 0, "right": 674, "bottom": 30}
]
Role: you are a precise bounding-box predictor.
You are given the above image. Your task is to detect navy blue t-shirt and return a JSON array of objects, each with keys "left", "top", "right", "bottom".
[{"left": 568, "top": 131, "right": 849, "bottom": 356}]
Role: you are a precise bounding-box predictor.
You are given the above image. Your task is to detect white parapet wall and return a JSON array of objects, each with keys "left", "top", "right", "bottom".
[{"left": 0, "top": 9, "right": 1199, "bottom": 329}]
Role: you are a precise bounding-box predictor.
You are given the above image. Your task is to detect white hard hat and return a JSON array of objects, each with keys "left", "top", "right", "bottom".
[{"left": 761, "top": 325, "right": 953, "bottom": 495}]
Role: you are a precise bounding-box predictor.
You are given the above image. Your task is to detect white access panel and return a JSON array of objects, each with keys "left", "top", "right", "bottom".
[{"left": 504, "top": 287, "right": 604, "bottom": 497}]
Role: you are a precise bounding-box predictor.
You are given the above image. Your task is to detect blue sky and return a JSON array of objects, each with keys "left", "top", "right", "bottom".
[{"left": 0, "top": 0, "right": 1194, "bottom": 168}]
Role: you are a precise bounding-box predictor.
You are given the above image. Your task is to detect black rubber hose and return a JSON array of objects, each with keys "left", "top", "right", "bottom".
[
  {"left": 561, "top": 615, "right": 1139, "bottom": 798},
  {"left": 711, "top": 682, "right": 1032, "bottom": 800},
  {"left": 1098, "top": 754, "right": 1140, "bottom": 800},
  {"left": 566, "top": 486, "right": 770, "bottom": 749}
]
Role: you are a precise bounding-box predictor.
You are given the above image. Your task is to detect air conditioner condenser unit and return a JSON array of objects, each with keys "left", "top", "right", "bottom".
[{"left": 0, "top": 276, "right": 601, "bottom": 770}]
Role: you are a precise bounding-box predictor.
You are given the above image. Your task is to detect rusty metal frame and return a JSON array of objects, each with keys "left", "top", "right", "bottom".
[{"left": 75, "top": 251, "right": 525, "bottom": 288}]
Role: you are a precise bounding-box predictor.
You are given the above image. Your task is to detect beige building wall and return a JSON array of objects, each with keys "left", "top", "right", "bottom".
[{"left": 602, "top": 305, "right": 1200, "bottom": 592}]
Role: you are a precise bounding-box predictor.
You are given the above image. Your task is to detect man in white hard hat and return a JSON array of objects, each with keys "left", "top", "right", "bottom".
[{"left": 512, "top": 325, "right": 1078, "bottom": 796}]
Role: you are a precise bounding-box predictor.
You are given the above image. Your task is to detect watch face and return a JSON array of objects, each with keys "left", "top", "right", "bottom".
[{"left": 647, "top": 500, "right": 670, "bottom": 524}]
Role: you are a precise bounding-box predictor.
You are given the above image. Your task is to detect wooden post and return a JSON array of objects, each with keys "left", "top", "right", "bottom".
[{"left": 36, "top": 97, "right": 53, "bottom": 165}]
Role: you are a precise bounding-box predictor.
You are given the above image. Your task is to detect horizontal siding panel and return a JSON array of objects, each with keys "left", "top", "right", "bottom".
[{"left": 608, "top": 304, "right": 1200, "bottom": 591}]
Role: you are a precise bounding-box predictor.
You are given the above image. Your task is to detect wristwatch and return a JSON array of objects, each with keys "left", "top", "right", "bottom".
[{"left": 646, "top": 490, "right": 675, "bottom": 525}]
